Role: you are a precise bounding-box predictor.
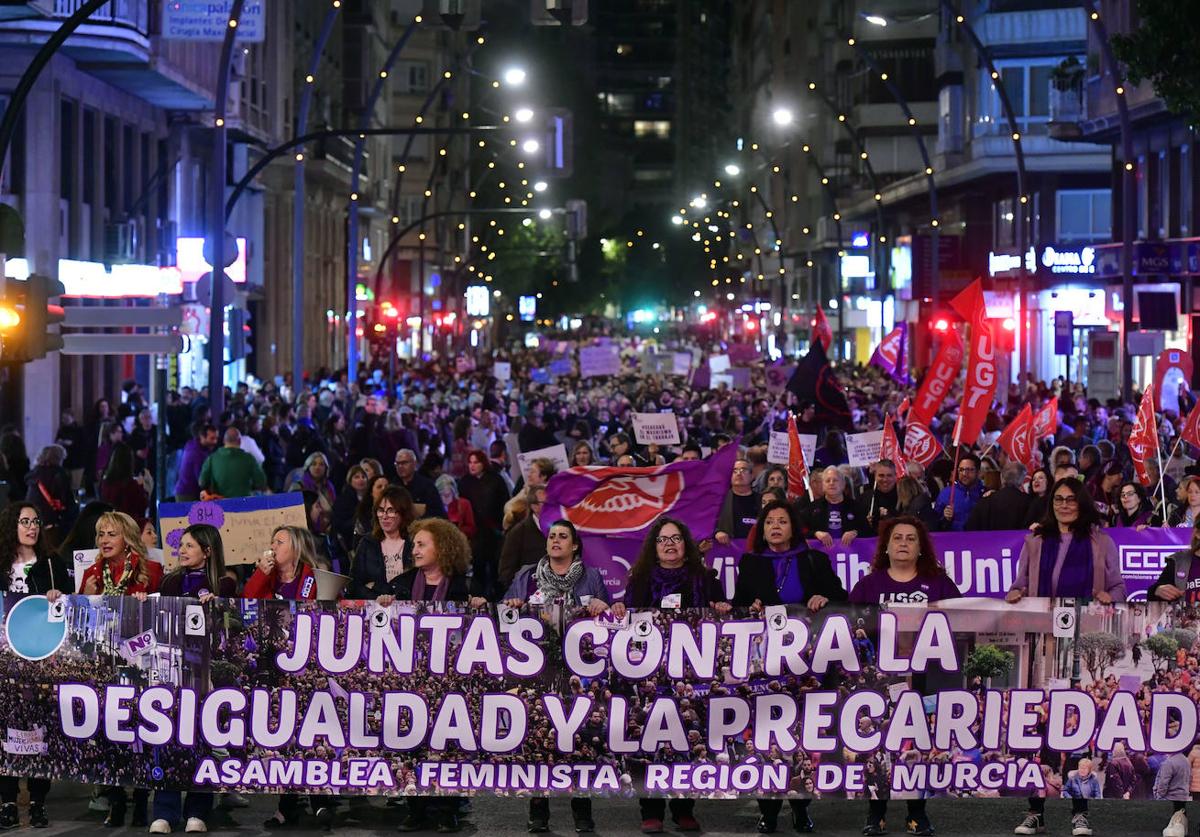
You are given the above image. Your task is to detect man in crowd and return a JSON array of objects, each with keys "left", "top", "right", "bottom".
[
  {"left": 864, "top": 458, "right": 899, "bottom": 533},
  {"left": 199, "top": 428, "right": 268, "bottom": 499},
  {"left": 934, "top": 452, "right": 984, "bottom": 531},
  {"left": 714, "top": 457, "right": 759, "bottom": 544},
  {"left": 395, "top": 448, "right": 446, "bottom": 518},
  {"left": 173, "top": 422, "right": 218, "bottom": 502},
  {"left": 965, "top": 462, "right": 1032, "bottom": 531},
  {"left": 499, "top": 484, "right": 548, "bottom": 589}
]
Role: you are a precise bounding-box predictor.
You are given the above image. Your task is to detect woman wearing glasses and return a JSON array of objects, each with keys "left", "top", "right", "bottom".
[
  {"left": 347, "top": 486, "right": 416, "bottom": 601},
  {"left": 0, "top": 504, "right": 69, "bottom": 829},
  {"left": 1006, "top": 478, "right": 1124, "bottom": 837},
  {"left": 611, "top": 516, "right": 729, "bottom": 835}
]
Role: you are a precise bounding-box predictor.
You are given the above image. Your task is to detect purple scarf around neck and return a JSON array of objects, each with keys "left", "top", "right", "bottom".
[
  {"left": 411, "top": 569, "right": 450, "bottom": 601},
  {"left": 1038, "top": 530, "right": 1093, "bottom": 597},
  {"left": 649, "top": 564, "right": 703, "bottom": 607}
]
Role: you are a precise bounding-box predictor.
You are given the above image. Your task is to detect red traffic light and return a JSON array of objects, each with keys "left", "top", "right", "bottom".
[{"left": 932, "top": 317, "right": 950, "bottom": 332}]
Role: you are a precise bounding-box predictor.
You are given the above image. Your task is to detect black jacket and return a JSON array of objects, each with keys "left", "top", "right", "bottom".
[
  {"left": 0, "top": 551, "right": 70, "bottom": 595},
  {"left": 390, "top": 566, "right": 470, "bottom": 602},
  {"left": 965, "top": 486, "right": 1034, "bottom": 532},
  {"left": 804, "top": 496, "right": 866, "bottom": 538},
  {"left": 349, "top": 536, "right": 414, "bottom": 599},
  {"left": 625, "top": 567, "right": 727, "bottom": 608},
  {"left": 1148, "top": 549, "right": 1195, "bottom": 601},
  {"left": 732, "top": 548, "right": 848, "bottom": 607},
  {"left": 400, "top": 473, "right": 448, "bottom": 519}
]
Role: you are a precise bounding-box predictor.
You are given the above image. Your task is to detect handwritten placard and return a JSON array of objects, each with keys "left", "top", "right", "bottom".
[
  {"left": 767, "top": 431, "right": 816, "bottom": 466},
  {"left": 846, "top": 430, "right": 884, "bottom": 467},
  {"left": 493, "top": 361, "right": 511, "bottom": 382},
  {"left": 631, "top": 412, "right": 681, "bottom": 446},
  {"left": 516, "top": 444, "right": 571, "bottom": 479},
  {"left": 579, "top": 345, "right": 621, "bottom": 378},
  {"left": 157, "top": 493, "right": 309, "bottom": 568}
]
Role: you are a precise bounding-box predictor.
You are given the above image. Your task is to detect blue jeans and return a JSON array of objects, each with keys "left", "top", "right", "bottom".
[{"left": 152, "top": 791, "right": 213, "bottom": 827}]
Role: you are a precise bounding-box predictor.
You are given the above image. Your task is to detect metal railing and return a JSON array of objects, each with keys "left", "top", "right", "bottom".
[{"left": 52, "top": 0, "right": 148, "bottom": 33}]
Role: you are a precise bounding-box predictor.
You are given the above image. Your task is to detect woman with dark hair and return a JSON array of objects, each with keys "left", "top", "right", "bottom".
[
  {"left": 1085, "top": 460, "right": 1123, "bottom": 519},
  {"left": 849, "top": 516, "right": 961, "bottom": 605},
  {"left": 98, "top": 442, "right": 149, "bottom": 520},
  {"left": 331, "top": 464, "right": 369, "bottom": 548},
  {"left": 286, "top": 452, "right": 337, "bottom": 534},
  {"left": 94, "top": 419, "right": 124, "bottom": 486},
  {"left": 1006, "top": 478, "right": 1125, "bottom": 604},
  {"left": 25, "top": 443, "right": 77, "bottom": 546},
  {"left": 605, "top": 516, "right": 728, "bottom": 835},
  {"left": 151, "top": 523, "right": 231, "bottom": 833},
  {"left": 352, "top": 475, "right": 391, "bottom": 544},
  {"left": 457, "top": 448, "right": 509, "bottom": 599},
  {"left": 1148, "top": 517, "right": 1200, "bottom": 602},
  {"left": 571, "top": 440, "right": 596, "bottom": 467},
  {"left": 1113, "top": 481, "right": 1154, "bottom": 528},
  {"left": 348, "top": 486, "right": 415, "bottom": 600},
  {"left": 0, "top": 503, "right": 67, "bottom": 829},
  {"left": 1024, "top": 467, "right": 1053, "bottom": 528},
  {"left": 496, "top": 518, "right": 608, "bottom": 834},
  {"left": 732, "top": 500, "right": 846, "bottom": 834}
]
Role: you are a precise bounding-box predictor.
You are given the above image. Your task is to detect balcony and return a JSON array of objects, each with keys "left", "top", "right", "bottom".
[{"left": 0, "top": 0, "right": 217, "bottom": 110}]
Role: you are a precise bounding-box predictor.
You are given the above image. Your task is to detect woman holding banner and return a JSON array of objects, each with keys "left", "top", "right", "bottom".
[
  {"left": 79, "top": 511, "right": 162, "bottom": 597},
  {"left": 393, "top": 518, "right": 472, "bottom": 834},
  {"left": 498, "top": 519, "right": 607, "bottom": 834},
  {"left": 608, "top": 516, "right": 729, "bottom": 834},
  {"left": 733, "top": 500, "right": 847, "bottom": 834},
  {"left": 849, "top": 516, "right": 956, "bottom": 836},
  {"left": 347, "top": 486, "right": 415, "bottom": 600},
  {"left": 0, "top": 503, "right": 69, "bottom": 829},
  {"left": 150, "top": 523, "right": 232, "bottom": 833},
  {"left": 1007, "top": 478, "right": 1124, "bottom": 837}
]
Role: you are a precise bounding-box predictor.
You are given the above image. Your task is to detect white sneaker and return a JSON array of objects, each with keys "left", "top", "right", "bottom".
[
  {"left": 184, "top": 818, "right": 207, "bottom": 833},
  {"left": 1071, "top": 812, "right": 1093, "bottom": 837},
  {"left": 148, "top": 820, "right": 172, "bottom": 834},
  {"left": 1014, "top": 813, "right": 1045, "bottom": 835},
  {"left": 1163, "top": 810, "right": 1187, "bottom": 837}
]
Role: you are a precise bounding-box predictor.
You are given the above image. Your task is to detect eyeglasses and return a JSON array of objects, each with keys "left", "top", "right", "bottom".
[
  {"left": 1119, "top": 490, "right": 1138, "bottom": 499},
  {"left": 17, "top": 517, "right": 41, "bottom": 528},
  {"left": 376, "top": 508, "right": 399, "bottom": 517},
  {"left": 394, "top": 459, "right": 415, "bottom": 467},
  {"left": 656, "top": 534, "right": 684, "bottom": 545},
  {"left": 1052, "top": 495, "right": 1079, "bottom": 506}
]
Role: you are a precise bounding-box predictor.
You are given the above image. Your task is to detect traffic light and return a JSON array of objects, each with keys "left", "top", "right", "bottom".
[
  {"left": 542, "top": 108, "right": 573, "bottom": 177},
  {"left": 3, "top": 273, "right": 64, "bottom": 363}
]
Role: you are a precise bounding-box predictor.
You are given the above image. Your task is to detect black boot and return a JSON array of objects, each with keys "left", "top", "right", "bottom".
[
  {"left": 28, "top": 803, "right": 48, "bottom": 829},
  {"left": 0, "top": 804, "right": 17, "bottom": 831},
  {"left": 103, "top": 798, "right": 126, "bottom": 828},
  {"left": 131, "top": 791, "right": 148, "bottom": 828}
]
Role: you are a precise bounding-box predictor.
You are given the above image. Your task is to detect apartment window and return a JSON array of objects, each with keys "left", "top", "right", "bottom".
[
  {"left": 980, "top": 58, "right": 1073, "bottom": 136},
  {"left": 994, "top": 197, "right": 1016, "bottom": 249},
  {"left": 633, "top": 120, "right": 671, "bottom": 140},
  {"left": 122, "top": 124, "right": 134, "bottom": 212},
  {"left": 1056, "top": 189, "right": 1111, "bottom": 243},
  {"left": 395, "top": 61, "right": 429, "bottom": 94},
  {"left": 104, "top": 117, "right": 118, "bottom": 212},
  {"left": 397, "top": 194, "right": 423, "bottom": 227},
  {"left": 597, "top": 92, "right": 635, "bottom": 115},
  {"left": 1181, "top": 144, "right": 1192, "bottom": 237}
]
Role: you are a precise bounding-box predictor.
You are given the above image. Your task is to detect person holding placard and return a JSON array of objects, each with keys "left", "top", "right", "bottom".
[
  {"left": 732, "top": 500, "right": 846, "bottom": 834},
  {"left": 0, "top": 503, "right": 69, "bottom": 829}
]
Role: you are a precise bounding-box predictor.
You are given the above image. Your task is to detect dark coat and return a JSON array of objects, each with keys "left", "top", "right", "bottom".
[
  {"left": 732, "top": 548, "right": 848, "bottom": 607},
  {"left": 625, "top": 567, "right": 727, "bottom": 608},
  {"left": 349, "top": 535, "right": 413, "bottom": 599},
  {"left": 0, "top": 551, "right": 70, "bottom": 594},
  {"left": 390, "top": 567, "right": 470, "bottom": 602},
  {"left": 965, "top": 486, "right": 1034, "bottom": 532}
]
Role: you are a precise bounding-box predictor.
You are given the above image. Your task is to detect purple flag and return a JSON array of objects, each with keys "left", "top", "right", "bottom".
[
  {"left": 869, "top": 322, "right": 910, "bottom": 384},
  {"left": 540, "top": 442, "right": 739, "bottom": 601}
]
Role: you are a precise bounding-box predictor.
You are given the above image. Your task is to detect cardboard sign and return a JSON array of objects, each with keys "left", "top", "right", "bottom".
[
  {"left": 846, "top": 431, "right": 884, "bottom": 467},
  {"left": 709, "top": 354, "right": 731, "bottom": 374},
  {"left": 516, "top": 444, "right": 571, "bottom": 479},
  {"left": 631, "top": 412, "right": 681, "bottom": 446},
  {"left": 72, "top": 549, "right": 98, "bottom": 593},
  {"left": 711, "top": 373, "right": 734, "bottom": 389},
  {"left": 729, "top": 367, "right": 751, "bottom": 390},
  {"left": 119, "top": 629, "right": 157, "bottom": 662},
  {"left": 767, "top": 430, "right": 791, "bottom": 465},
  {"left": 549, "top": 358, "right": 573, "bottom": 377},
  {"left": 765, "top": 364, "right": 796, "bottom": 394},
  {"left": 673, "top": 353, "right": 693, "bottom": 375},
  {"left": 158, "top": 493, "right": 309, "bottom": 568},
  {"left": 493, "top": 361, "right": 511, "bottom": 382},
  {"left": 728, "top": 343, "right": 760, "bottom": 365},
  {"left": 579, "top": 345, "right": 621, "bottom": 378}
]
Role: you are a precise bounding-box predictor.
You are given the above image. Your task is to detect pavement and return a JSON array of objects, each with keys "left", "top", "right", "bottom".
[{"left": 9, "top": 785, "right": 1184, "bottom": 836}]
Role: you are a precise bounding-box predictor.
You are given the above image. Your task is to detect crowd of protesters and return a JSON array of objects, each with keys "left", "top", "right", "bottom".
[{"left": 0, "top": 336, "right": 1196, "bottom": 835}]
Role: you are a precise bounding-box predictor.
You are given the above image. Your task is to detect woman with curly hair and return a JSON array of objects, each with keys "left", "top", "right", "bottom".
[
  {"left": 0, "top": 503, "right": 69, "bottom": 828},
  {"left": 78, "top": 511, "right": 162, "bottom": 596}
]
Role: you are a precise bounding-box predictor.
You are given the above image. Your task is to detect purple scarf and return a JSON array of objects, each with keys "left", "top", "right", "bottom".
[
  {"left": 649, "top": 565, "right": 704, "bottom": 607},
  {"left": 1038, "top": 531, "right": 1093, "bottom": 597},
  {"left": 411, "top": 570, "right": 450, "bottom": 602}
]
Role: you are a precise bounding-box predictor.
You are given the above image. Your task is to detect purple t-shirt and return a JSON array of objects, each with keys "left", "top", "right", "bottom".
[
  {"left": 849, "top": 571, "right": 961, "bottom": 605},
  {"left": 1186, "top": 560, "right": 1200, "bottom": 604}
]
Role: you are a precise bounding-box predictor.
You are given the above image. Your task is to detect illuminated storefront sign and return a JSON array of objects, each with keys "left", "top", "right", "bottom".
[{"left": 5, "top": 258, "right": 182, "bottom": 297}]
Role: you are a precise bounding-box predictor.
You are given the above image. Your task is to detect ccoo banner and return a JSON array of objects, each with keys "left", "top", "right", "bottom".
[{"left": 1, "top": 594, "right": 1197, "bottom": 798}]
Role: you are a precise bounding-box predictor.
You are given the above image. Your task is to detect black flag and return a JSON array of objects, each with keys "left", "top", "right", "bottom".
[{"left": 786, "top": 340, "right": 852, "bottom": 428}]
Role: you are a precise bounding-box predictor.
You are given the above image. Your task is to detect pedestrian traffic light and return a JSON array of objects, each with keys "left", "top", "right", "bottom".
[{"left": 2, "top": 273, "right": 64, "bottom": 362}]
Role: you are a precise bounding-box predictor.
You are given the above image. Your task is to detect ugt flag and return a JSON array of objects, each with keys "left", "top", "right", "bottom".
[
  {"left": 949, "top": 279, "right": 997, "bottom": 447},
  {"left": 540, "top": 442, "right": 739, "bottom": 598},
  {"left": 996, "top": 403, "right": 1036, "bottom": 471},
  {"left": 1130, "top": 385, "right": 1159, "bottom": 487}
]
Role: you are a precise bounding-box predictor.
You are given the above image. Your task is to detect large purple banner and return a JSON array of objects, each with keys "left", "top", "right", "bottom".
[{"left": 579, "top": 528, "right": 1189, "bottom": 602}]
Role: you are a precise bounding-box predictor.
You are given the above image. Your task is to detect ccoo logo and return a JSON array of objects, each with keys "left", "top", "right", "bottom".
[{"left": 562, "top": 467, "right": 685, "bottom": 533}]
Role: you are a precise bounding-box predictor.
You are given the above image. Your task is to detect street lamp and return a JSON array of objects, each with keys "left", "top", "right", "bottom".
[
  {"left": 538, "top": 208, "right": 553, "bottom": 220},
  {"left": 533, "top": 180, "right": 548, "bottom": 192},
  {"left": 772, "top": 107, "right": 794, "bottom": 127},
  {"left": 521, "top": 138, "right": 540, "bottom": 155},
  {"left": 863, "top": 14, "right": 888, "bottom": 26},
  {"left": 671, "top": 215, "right": 684, "bottom": 225},
  {"left": 502, "top": 67, "right": 527, "bottom": 86},
  {"left": 514, "top": 106, "right": 534, "bottom": 123},
  {"left": 724, "top": 163, "right": 741, "bottom": 176}
]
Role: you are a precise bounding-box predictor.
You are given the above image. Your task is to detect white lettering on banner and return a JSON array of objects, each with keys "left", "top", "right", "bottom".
[
  {"left": 1119, "top": 546, "right": 1174, "bottom": 579},
  {"left": 161, "top": 0, "right": 266, "bottom": 41},
  {"left": 2, "top": 741, "right": 47, "bottom": 756},
  {"left": 516, "top": 445, "right": 571, "bottom": 478},
  {"left": 845, "top": 431, "right": 883, "bottom": 467},
  {"left": 631, "top": 413, "right": 681, "bottom": 446},
  {"left": 767, "top": 431, "right": 790, "bottom": 465},
  {"left": 962, "top": 331, "right": 996, "bottom": 411}
]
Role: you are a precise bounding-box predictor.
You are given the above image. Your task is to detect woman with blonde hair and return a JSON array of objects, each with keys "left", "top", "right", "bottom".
[
  {"left": 244, "top": 525, "right": 319, "bottom": 600},
  {"left": 79, "top": 511, "right": 162, "bottom": 596}
]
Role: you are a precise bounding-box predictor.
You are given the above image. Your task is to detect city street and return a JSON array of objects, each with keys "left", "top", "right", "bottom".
[{"left": 18, "top": 787, "right": 1181, "bottom": 837}]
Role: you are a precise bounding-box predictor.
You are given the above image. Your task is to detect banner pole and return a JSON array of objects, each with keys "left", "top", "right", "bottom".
[{"left": 1155, "top": 418, "right": 1171, "bottom": 521}]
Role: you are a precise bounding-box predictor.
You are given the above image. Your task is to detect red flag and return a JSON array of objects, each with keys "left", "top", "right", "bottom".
[
  {"left": 898, "top": 397, "right": 911, "bottom": 418},
  {"left": 949, "top": 279, "right": 998, "bottom": 447},
  {"left": 812, "top": 307, "right": 833, "bottom": 351},
  {"left": 996, "top": 404, "right": 1035, "bottom": 470},
  {"left": 903, "top": 419, "right": 945, "bottom": 468},
  {"left": 1029, "top": 396, "right": 1059, "bottom": 444},
  {"left": 1182, "top": 399, "right": 1200, "bottom": 449},
  {"left": 910, "top": 328, "right": 964, "bottom": 426},
  {"left": 1129, "top": 385, "right": 1159, "bottom": 487},
  {"left": 880, "top": 413, "right": 908, "bottom": 475},
  {"left": 786, "top": 414, "right": 810, "bottom": 499}
]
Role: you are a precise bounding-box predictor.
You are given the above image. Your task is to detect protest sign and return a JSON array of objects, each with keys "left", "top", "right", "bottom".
[
  {"left": 711, "top": 373, "right": 734, "bottom": 389},
  {"left": 644, "top": 353, "right": 674, "bottom": 376},
  {"left": 0, "top": 593, "right": 1192, "bottom": 799},
  {"left": 157, "top": 493, "right": 309, "bottom": 568},
  {"left": 516, "top": 444, "right": 571, "bottom": 479},
  {"left": 548, "top": 358, "right": 573, "bottom": 377},
  {"left": 727, "top": 343, "right": 760, "bottom": 365},
  {"left": 492, "top": 361, "right": 511, "bottom": 381},
  {"left": 579, "top": 345, "right": 621, "bottom": 378},
  {"left": 846, "top": 430, "right": 884, "bottom": 466},
  {"left": 765, "top": 363, "right": 796, "bottom": 394},
  {"left": 672, "top": 352, "right": 692, "bottom": 375},
  {"left": 709, "top": 353, "right": 731, "bottom": 373},
  {"left": 631, "top": 412, "right": 681, "bottom": 446},
  {"left": 767, "top": 430, "right": 790, "bottom": 465}
]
